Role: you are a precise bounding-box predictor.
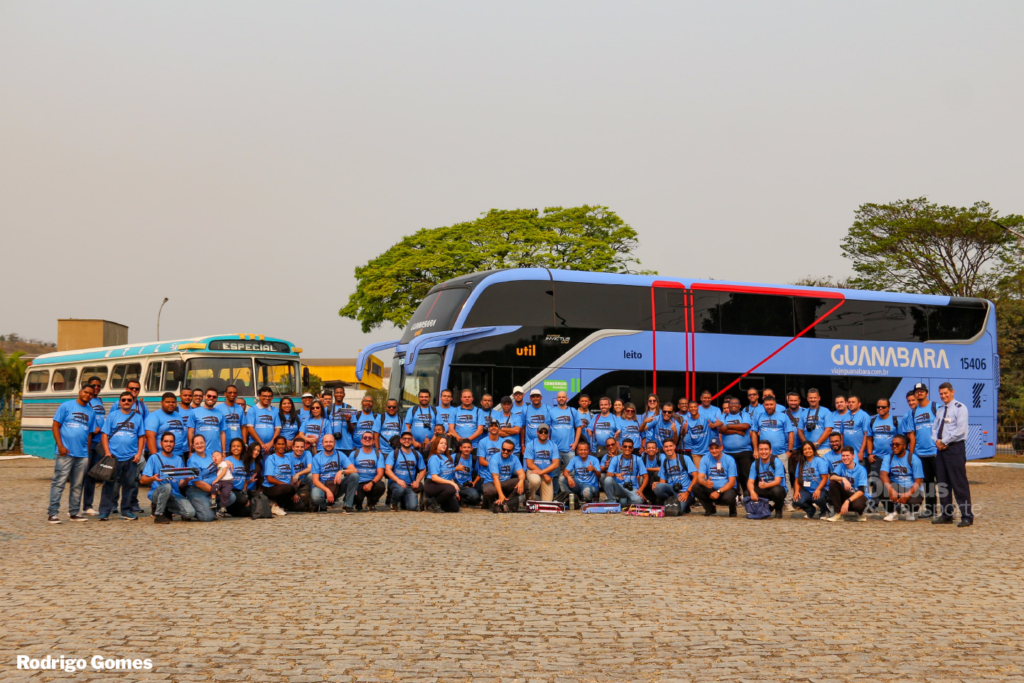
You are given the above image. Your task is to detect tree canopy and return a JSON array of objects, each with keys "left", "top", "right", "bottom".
[
  {"left": 841, "top": 198, "right": 1024, "bottom": 297},
  {"left": 340, "top": 206, "right": 653, "bottom": 332}
]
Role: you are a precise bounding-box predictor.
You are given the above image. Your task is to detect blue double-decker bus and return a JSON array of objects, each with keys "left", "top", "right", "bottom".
[{"left": 357, "top": 269, "right": 998, "bottom": 459}]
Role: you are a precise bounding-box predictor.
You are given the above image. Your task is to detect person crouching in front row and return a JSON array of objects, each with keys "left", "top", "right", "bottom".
[
  {"left": 311, "top": 434, "right": 359, "bottom": 513},
  {"left": 424, "top": 439, "right": 463, "bottom": 512},
  {"left": 747, "top": 441, "right": 788, "bottom": 518},
  {"left": 481, "top": 439, "right": 526, "bottom": 511},
  {"left": 386, "top": 431, "right": 427, "bottom": 511},
  {"left": 652, "top": 440, "right": 697, "bottom": 514},
  {"left": 825, "top": 446, "right": 869, "bottom": 522},
  {"left": 561, "top": 441, "right": 602, "bottom": 507},
  {"left": 693, "top": 438, "right": 738, "bottom": 516},
  {"left": 140, "top": 431, "right": 195, "bottom": 523}
]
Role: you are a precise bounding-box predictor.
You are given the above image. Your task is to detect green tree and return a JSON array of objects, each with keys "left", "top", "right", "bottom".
[
  {"left": 340, "top": 206, "right": 654, "bottom": 332},
  {"left": 0, "top": 350, "right": 27, "bottom": 451},
  {"left": 841, "top": 198, "right": 1024, "bottom": 297}
]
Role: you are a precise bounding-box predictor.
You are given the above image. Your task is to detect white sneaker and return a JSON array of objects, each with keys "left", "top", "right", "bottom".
[
  {"left": 783, "top": 502, "right": 795, "bottom": 512},
  {"left": 84, "top": 508, "right": 98, "bottom": 516},
  {"left": 855, "top": 513, "right": 868, "bottom": 522},
  {"left": 883, "top": 512, "right": 898, "bottom": 522},
  {"left": 271, "top": 504, "right": 287, "bottom": 517},
  {"left": 905, "top": 509, "right": 916, "bottom": 522},
  {"left": 825, "top": 514, "right": 842, "bottom": 522}
]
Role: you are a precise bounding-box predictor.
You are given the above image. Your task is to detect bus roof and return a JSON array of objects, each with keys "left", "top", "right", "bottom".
[
  {"left": 30, "top": 333, "right": 300, "bottom": 366},
  {"left": 429, "top": 267, "right": 982, "bottom": 307}
]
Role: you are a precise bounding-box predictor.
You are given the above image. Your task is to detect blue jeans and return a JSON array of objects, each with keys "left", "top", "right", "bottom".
[
  {"left": 311, "top": 472, "right": 359, "bottom": 510},
  {"left": 555, "top": 452, "right": 573, "bottom": 495},
  {"left": 794, "top": 487, "right": 828, "bottom": 518},
  {"left": 81, "top": 438, "right": 105, "bottom": 509},
  {"left": 562, "top": 477, "right": 600, "bottom": 502},
  {"left": 459, "top": 485, "right": 481, "bottom": 506},
  {"left": 391, "top": 481, "right": 420, "bottom": 511},
  {"left": 48, "top": 455, "right": 89, "bottom": 516},
  {"left": 150, "top": 483, "right": 196, "bottom": 520},
  {"left": 185, "top": 486, "right": 219, "bottom": 522},
  {"left": 653, "top": 482, "right": 692, "bottom": 512},
  {"left": 99, "top": 460, "right": 139, "bottom": 517},
  {"left": 604, "top": 478, "right": 644, "bottom": 506}
]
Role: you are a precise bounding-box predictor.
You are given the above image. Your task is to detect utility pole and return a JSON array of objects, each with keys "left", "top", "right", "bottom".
[{"left": 157, "top": 298, "right": 169, "bottom": 341}]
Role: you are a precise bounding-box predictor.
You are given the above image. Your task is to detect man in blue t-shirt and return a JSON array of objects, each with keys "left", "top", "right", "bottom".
[
  {"left": 880, "top": 434, "right": 925, "bottom": 522},
  {"left": 310, "top": 434, "right": 358, "bottom": 511},
  {"left": 524, "top": 426, "right": 559, "bottom": 502},
  {"left": 799, "top": 389, "right": 833, "bottom": 455},
  {"left": 494, "top": 396, "right": 523, "bottom": 456},
  {"left": 98, "top": 391, "right": 146, "bottom": 520},
  {"left": 591, "top": 398, "right": 622, "bottom": 458},
  {"left": 825, "top": 446, "right": 869, "bottom": 522},
  {"left": 350, "top": 432, "right": 386, "bottom": 511},
  {"left": 698, "top": 391, "right": 725, "bottom": 438},
  {"left": 386, "top": 432, "right": 426, "bottom": 511},
  {"left": 245, "top": 387, "right": 282, "bottom": 455},
  {"left": 375, "top": 400, "right": 405, "bottom": 457},
  {"left": 867, "top": 398, "right": 899, "bottom": 506},
  {"left": 145, "top": 392, "right": 188, "bottom": 457},
  {"left": 47, "top": 387, "right": 98, "bottom": 523},
  {"left": 521, "top": 389, "right": 552, "bottom": 448},
  {"left": 841, "top": 396, "right": 873, "bottom": 465},
  {"left": 604, "top": 439, "right": 646, "bottom": 506},
  {"left": 436, "top": 390, "right": 456, "bottom": 438},
  {"left": 561, "top": 441, "right": 602, "bottom": 505},
  {"left": 683, "top": 401, "right": 713, "bottom": 463},
  {"left": 481, "top": 439, "right": 526, "bottom": 510},
  {"left": 693, "top": 439, "right": 738, "bottom": 516},
  {"left": 218, "top": 384, "right": 247, "bottom": 447},
  {"left": 548, "top": 391, "right": 582, "bottom": 464},
  {"left": 330, "top": 385, "right": 357, "bottom": 453},
  {"left": 81, "top": 376, "right": 108, "bottom": 515},
  {"left": 747, "top": 441, "right": 788, "bottom": 518},
  {"left": 353, "top": 394, "right": 379, "bottom": 447},
  {"left": 720, "top": 397, "right": 753, "bottom": 497},
  {"left": 187, "top": 388, "right": 227, "bottom": 455},
  {"left": 907, "top": 383, "right": 940, "bottom": 517},
  {"left": 449, "top": 390, "right": 486, "bottom": 446},
  {"left": 652, "top": 440, "right": 697, "bottom": 512},
  {"left": 140, "top": 431, "right": 197, "bottom": 523},
  {"left": 403, "top": 389, "right": 437, "bottom": 453},
  {"left": 751, "top": 396, "right": 796, "bottom": 508}
]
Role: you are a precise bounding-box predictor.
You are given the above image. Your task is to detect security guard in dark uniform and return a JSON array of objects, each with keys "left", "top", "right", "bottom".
[{"left": 931, "top": 382, "right": 973, "bottom": 527}]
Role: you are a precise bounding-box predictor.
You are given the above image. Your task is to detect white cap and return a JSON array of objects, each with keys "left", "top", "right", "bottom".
[
  {"left": 529, "top": 388, "right": 542, "bottom": 397},
  {"left": 301, "top": 392, "right": 314, "bottom": 398},
  {"left": 513, "top": 386, "right": 525, "bottom": 395}
]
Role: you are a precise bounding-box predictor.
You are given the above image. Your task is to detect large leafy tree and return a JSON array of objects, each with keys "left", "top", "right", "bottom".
[
  {"left": 841, "top": 198, "right": 1024, "bottom": 297},
  {"left": 341, "top": 206, "right": 653, "bottom": 332}
]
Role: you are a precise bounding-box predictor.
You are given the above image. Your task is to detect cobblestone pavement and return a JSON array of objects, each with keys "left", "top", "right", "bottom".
[{"left": 1, "top": 457, "right": 1022, "bottom": 682}]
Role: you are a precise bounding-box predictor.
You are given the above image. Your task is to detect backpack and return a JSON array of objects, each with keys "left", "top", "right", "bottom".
[
  {"left": 744, "top": 497, "right": 772, "bottom": 519},
  {"left": 249, "top": 487, "right": 274, "bottom": 519},
  {"left": 663, "top": 499, "right": 681, "bottom": 517}
]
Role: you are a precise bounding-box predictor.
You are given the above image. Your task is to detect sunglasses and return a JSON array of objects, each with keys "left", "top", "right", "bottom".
[
  {"left": 361, "top": 435, "right": 373, "bottom": 440},
  {"left": 501, "top": 448, "right": 513, "bottom": 453},
  {"left": 89, "top": 385, "right": 101, "bottom": 390},
  {"left": 119, "top": 398, "right": 133, "bottom": 403},
  {"left": 662, "top": 410, "right": 672, "bottom": 414}
]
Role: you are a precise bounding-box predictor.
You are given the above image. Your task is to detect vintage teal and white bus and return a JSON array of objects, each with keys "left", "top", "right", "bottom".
[
  {"left": 22, "top": 334, "right": 302, "bottom": 459},
  {"left": 357, "top": 268, "right": 998, "bottom": 459}
]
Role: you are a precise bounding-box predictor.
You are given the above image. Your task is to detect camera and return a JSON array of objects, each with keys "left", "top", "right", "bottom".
[
  {"left": 672, "top": 482, "right": 683, "bottom": 493},
  {"left": 623, "top": 482, "right": 634, "bottom": 491}
]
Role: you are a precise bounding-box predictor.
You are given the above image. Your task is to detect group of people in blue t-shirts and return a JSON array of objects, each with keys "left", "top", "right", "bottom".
[{"left": 47, "top": 378, "right": 974, "bottom": 527}]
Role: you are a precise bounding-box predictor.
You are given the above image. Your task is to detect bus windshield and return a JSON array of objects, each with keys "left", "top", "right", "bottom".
[
  {"left": 390, "top": 351, "right": 443, "bottom": 410},
  {"left": 184, "top": 358, "right": 255, "bottom": 396},
  {"left": 256, "top": 358, "right": 300, "bottom": 396},
  {"left": 399, "top": 288, "right": 471, "bottom": 343}
]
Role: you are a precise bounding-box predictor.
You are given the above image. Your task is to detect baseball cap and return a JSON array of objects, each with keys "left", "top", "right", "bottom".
[
  {"left": 513, "top": 386, "right": 525, "bottom": 395},
  {"left": 537, "top": 426, "right": 549, "bottom": 433},
  {"left": 709, "top": 437, "right": 722, "bottom": 448},
  {"left": 489, "top": 419, "right": 500, "bottom": 427},
  {"left": 913, "top": 382, "right": 928, "bottom": 391},
  {"left": 500, "top": 395, "right": 513, "bottom": 404},
  {"left": 529, "top": 388, "right": 542, "bottom": 396},
  {"left": 301, "top": 392, "right": 314, "bottom": 398}
]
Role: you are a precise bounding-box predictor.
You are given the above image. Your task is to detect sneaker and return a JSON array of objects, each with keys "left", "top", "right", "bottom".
[
  {"left": 783, "top": 502, "right": 794, "bottom": 512},
  {"left": 154, "top": 514, "right": 170, "bottom": 525},
  {"left": 905, "top": 509, "right": 916, "bottom": 522},
  {"left": 825, "top": 514, "right": 842, "bottom": 522},
  {"left": 47, "top": 515, "right": 61, "bottom": 524},
  {"left": 98, "top": 515, "right": 109, "bottom": 521},
  {"left": 270, "top": 504, "right": 287, "bottom": 517},
  {"left": 84, "top": 508, "right": 98, "bottom": 516},
  {"left": 69, "top": 514, "right": 88, "bottom": 522},
  {"left": 855, "top": 513, "right": 868, "bottom": 522},
  {"left": 215, "top": 511, "right": 225, "bottom": 518},
  {"left": 218, "top": 507, "right": 228, "bottom": 515},
  {"left": 883, "top": 512, "right": 898, "bottom": 522},
  {"left": 390, "top": 503, "right": 399, "bottom": 512},
  {"left": 342, "top": 506, "right": 355, "bottom": 513},
  {"left": 120, "top": 512, "right": 138, "bottom": 521}
]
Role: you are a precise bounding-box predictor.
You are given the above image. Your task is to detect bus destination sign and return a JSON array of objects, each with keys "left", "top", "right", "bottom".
[{"left": 209, "top": 340, "right": 291, "bottom": 353}]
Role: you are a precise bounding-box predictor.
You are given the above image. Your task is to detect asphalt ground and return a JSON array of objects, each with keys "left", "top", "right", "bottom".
[{"left": 1, "top": 457, "right": 1022, "bottom": 682}]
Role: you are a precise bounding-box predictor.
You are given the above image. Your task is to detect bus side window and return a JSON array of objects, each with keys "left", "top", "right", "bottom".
[
  {"left": 162, "top": 360, "right": 184, "bottom": 392},
  {"left": 145, "top": 362, "right": 163, "bottom": 392},
  {"left": 81, "top": 366, "right": 108, "bottom": 390},
  {"left": 51, "top": 368, "right": 78, "bottom": 391},
  {"left": 110, "top": 363, "right": 142, "bottom": 390},
  {"left": 26, "top": 370, "right": 49, "bottom": 392}
]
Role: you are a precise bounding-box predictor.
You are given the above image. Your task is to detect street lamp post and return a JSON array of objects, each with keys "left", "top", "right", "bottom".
[{"left": 157, "top": 297, "right": 169, "bottom": 341}]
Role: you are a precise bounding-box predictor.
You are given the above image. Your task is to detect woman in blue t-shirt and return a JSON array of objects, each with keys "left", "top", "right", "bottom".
[
  {"left": 278, "top": 397, "right": 302, "bottom": 448},
  {"left": 792, "top": 441, "right": 829, "bottom": 519},
  {"left": 424, "top": 437, "right": 462, "bottom": 513}
]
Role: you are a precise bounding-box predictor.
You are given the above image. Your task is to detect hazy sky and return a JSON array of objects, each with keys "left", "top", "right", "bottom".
[{"left": 2, "top": 1, "right": 1022, "bottom": 363}]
